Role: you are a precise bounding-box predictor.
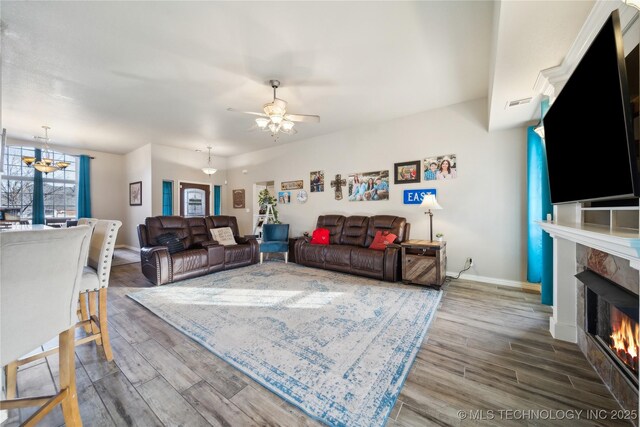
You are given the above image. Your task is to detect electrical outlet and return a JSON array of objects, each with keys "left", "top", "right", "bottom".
[{"left": 467, "top": 257, "right": 473, "bottom": 267}]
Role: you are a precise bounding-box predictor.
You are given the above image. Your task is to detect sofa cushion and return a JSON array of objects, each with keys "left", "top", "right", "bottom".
[
  {"left": 146, "top": 216, "right": 192, "bottom": 248},
  {"left": 187, "top": 217, "right": 210, "bottom": 248},
  {"left": 364, "top": 216, "right": 407, "bottom": 247},
  {"left": 351, "top": 247, "right": 385, "bottom": 273},
  {"left": 210, "top": 227, "right": 237, "bottom": 246},
  {"left": 156, "top": 233, "right": 185, "bottom": 254},
  {"left": 324, "top": 245, "right": 352, "bottom": 267},
  {"left": 316, "top": 215, "right": 345, "bottom": 244},
  {"left": 205, "top": 216, "right": 241, "bottom": 237},
  {"left": 170, "top": 249, "right": 208, "bottom": 275},
  {"left": 340, "top": 216, "right": 369, "bottom": 247},
  {"left": 368, "top": 231, "right": 398, "bottom": 251}
]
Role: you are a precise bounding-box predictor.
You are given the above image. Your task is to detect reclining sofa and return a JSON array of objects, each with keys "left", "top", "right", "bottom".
[
  {"left": 137, "top": 215, "right": 258, "bottom": 285},
  {"left": 294, "top": 215, "right": 410, "bottom": 282}
]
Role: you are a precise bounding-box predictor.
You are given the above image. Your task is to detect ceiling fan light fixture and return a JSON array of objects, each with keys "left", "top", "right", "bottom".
[
  {"left": 268, "top": 123, "right": 278, "bottom": 133},
  {"left": 281, "top": 120, "right": 294, "bottom": 131},
  {"left": 270, "top": 115, "right": 283, "bottom": 124},
  {"left": 255, "top": 117, "right": 269, "bottom": 128}
]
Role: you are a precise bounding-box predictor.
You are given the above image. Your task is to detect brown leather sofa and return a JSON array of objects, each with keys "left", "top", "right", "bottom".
[
  {"left": 294, "top": 215, "right": 410, "bottom": 282},
  {"left": 137, "top": 215, "right": 259, "bottom": 285}
]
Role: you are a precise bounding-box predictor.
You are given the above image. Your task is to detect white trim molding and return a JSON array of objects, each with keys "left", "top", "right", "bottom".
[{"left": 446, "top": 271, "right": 533, "bottom": 289}]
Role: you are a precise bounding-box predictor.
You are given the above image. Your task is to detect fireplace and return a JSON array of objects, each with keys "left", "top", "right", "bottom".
[{"left": 579, "top": 269, "right": 639, "bottom": 387}]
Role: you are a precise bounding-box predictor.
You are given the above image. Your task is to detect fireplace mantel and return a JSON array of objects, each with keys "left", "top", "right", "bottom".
[
  {"left": 539, "top": 221, "right": 640, "bottom": 270},
  {"left": 538, "top": 220, "right": 640, "bottom": 343}
]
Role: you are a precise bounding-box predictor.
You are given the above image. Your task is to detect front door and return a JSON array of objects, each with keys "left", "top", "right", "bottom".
[{"left": 180, "top": 182, "right": 210, "bottom": 217}]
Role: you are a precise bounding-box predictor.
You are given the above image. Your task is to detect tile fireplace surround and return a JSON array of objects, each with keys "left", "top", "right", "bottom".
[
  {"left": 576, "top": 245, "right": 639, "bottom": 416},
  {"left": 540, "top": 220, "right": 639, "bottom": 423}
]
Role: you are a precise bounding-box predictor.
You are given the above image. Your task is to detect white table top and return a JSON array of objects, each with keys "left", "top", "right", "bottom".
[{"left": 0, "top": 224, "right": 53, "bottom": 232}]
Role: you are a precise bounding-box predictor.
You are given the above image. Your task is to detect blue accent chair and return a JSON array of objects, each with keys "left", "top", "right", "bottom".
[{"left": 260, "top": 224, "right": 289, "bottom": 264}]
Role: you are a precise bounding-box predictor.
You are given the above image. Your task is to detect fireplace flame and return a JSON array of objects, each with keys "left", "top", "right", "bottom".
[{"left": 610, "top": 315, "right": 639, "bottom": 367}]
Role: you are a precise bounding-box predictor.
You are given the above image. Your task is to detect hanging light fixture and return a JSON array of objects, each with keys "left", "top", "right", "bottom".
[
  {"left": 201, "top": 146, "right": 217, "bottom": 175},
  {"left": 23, "top": 126, "right": 70, "bottom": 174}
]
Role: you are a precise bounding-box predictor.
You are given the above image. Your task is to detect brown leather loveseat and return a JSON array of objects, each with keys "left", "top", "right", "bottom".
[
  {"left": 137, "top": 215, "right": 259, "bottom": 285},
  {"left": 294, "top": 215, "right": 410, "bottom": 282}
]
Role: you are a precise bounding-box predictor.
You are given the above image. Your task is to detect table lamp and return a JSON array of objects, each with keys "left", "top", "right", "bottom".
[{"left": 420, "top": 194, "right": 442, "bottom": 242}]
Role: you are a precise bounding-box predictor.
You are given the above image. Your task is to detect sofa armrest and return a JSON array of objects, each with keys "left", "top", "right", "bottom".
[
  {"left": 198, "top": 241, "right": 224, "bottom": 267},
  {"left": 195, "top": 240, "right": 220, "bottom": 249},
  {"left": 383, "top": 246, "right": 401, "bottom": 282},
  {"left": 140, "top": 246, "right": 171, "bottom": 285}
]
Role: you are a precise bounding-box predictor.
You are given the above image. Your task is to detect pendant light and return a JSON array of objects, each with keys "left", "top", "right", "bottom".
[{"left": 201, "top": 146, "right": 217, "bottom": 175}]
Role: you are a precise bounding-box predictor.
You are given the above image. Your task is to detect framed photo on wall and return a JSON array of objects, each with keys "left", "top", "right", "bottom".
[
  {"left": 281, "top": 180, "right": 304, "bottom": 190},
  {"left": 347, "top": 170, "right": 389, "bottom": 202},
  {"left": 393, "top": 160, "right": 420, "bottom": 184},
  {"left": 129, "top": 181, "right": 142, "bottom": 206}
]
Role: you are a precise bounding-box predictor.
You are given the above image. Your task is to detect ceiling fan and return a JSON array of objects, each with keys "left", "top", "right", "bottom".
[{"left": 227, "top": 80, "right": 320, "bottom": 139}]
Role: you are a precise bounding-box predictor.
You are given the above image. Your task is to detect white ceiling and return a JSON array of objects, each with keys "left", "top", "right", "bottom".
[{"left": 1, "top": 1, "right": 597, "bottom": 156}]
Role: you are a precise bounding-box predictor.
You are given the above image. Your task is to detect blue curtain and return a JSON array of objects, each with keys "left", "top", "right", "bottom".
[
  {"left": 527, "top": 98, "right": 553, "bottom": 305},
  {"left": 214, "top": 185, "right": 221, "bottom": 215},
  {"left": 77, "top": 155, "right": 91, "bottom": 218},
  {"left": 162, "top": 181, "right": 173, "bottom": 215},
  {"left": 31, "top": 149, "right": 45, "bottom": 225}
]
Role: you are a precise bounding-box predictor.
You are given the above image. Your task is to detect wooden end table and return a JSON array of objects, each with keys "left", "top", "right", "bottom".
[{"left": 401, "top": 240, "right": 447, "bottom": 287}]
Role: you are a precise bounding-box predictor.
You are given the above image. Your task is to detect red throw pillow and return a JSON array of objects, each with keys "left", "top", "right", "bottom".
[
  {"left": 368, "top": 230, "right": 398, "bottom": 250},
  {"left": 310, "top": 228, "right": 330, "bottom": 245}
]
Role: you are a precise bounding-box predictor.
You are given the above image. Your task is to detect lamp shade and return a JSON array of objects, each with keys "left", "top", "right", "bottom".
[
  {"left": 202, "top": 167, "right": 217, "bottom": 175},
  {"left": 420, "top": 194, "right": 442, "bottom": 210}
]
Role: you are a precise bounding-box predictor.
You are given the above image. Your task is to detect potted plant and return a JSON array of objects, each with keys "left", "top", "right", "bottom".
[
  {"left": 257, "top": 189, "right": 281, "bottom": 224},
  {"left": 435, "top": 233, "right": 444, "bottom": 242}
]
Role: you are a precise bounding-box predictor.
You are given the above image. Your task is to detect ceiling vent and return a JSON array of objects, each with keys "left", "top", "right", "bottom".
[{"left": 505, "top": 97, "right": 532, "bottom": 108}]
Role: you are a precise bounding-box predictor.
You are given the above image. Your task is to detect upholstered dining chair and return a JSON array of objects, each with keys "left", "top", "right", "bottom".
[
  {"left": 76, "top": 217, "right": 98, "bottom": 331},
  {"left": 77, "top": 219, "right": 122, "bottom": 361},
  {"left": 259, "top": 223, "right": 290, "bottom": 264},
  {"left": 1, "top": 226, "right": 91, "bottom": 426}
]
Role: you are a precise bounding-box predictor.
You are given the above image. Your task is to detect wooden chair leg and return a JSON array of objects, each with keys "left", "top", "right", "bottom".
[
  {"left": 5, "top": 361, "right": 17, "bottom": 399},
  {"left": 78, "top": 293, "right": 91, "bottom": 333},
  {"left": 88, "top": 291, "right": 101, "bottom": 345},
  {"left": 284, "top": 252, "right": 288, "bottom": 264},
  {"left": 58, "top": 327, "right": 82, "bottom": 427},
  {"left": 260, "top": 253, "right": 263, "bottom": 264},
  {"left": 98, "top": 288, "right": 113, "bottom": 361}
]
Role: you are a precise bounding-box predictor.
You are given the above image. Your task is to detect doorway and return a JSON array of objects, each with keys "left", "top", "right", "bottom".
[{"left": 180, "top": 182, "right": 210, "bottom": 217}]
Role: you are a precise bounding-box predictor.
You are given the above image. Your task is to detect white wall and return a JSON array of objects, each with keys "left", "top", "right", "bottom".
[
  {"left": 123, "top": 144, "right": 152, "bottom": 248},
  {"left": 151, "top": 144, "right": 228, "bottom": 217},
  {"left": 226, "top": 98, "right": 528, "bottom": 284}
]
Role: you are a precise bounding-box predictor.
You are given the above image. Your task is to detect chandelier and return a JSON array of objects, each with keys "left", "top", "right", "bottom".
[
  {"left": 201, "top": 146, "right": 217, "bottom": 175},
  {"left": 22, "top": 126, "right": 70, "bottom": 174}
]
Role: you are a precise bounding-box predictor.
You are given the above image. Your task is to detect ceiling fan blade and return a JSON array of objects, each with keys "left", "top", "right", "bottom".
[
  {"left": 227, "top": 108, "right": 268, "bottom": 117},
  {"left": 285, "top": 114, "right": 320, "bottom": 123}
]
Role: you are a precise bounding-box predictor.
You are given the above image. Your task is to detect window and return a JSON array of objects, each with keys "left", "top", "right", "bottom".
[{"left": 1, "top": 146, "right": 77, "bottom": 220}]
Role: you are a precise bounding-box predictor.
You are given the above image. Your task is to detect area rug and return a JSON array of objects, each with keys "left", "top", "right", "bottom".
[
  {"left": 128, "top": 263, "right": 442, "bottom": 427},
  {"left": 112, "top": 248, "right": 139, "bottom": 266}
]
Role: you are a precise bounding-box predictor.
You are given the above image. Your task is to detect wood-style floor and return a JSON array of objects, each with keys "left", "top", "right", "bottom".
[{"left": 2, "top": 262, "right": 629, "bottom": 427}]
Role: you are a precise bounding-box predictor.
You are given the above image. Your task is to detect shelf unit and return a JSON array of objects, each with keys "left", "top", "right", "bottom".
[{"left": 579, "top": 200, "right": 639, "bottom": 234}]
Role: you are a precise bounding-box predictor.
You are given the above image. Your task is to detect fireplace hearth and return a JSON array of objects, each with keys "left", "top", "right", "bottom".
[{"left": 578, "top": 269, "right": 639, "bottom": 388}]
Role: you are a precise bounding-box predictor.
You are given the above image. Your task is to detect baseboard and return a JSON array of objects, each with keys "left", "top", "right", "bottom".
[
  {"left": 446, "top": 271, "right": 535, "bottom": 290},
  {"left": 115, "top": 244, "right": 140, "bottom": 252},
  {"left": 549, "top": 317, "right": 577, "bottom": 343}
]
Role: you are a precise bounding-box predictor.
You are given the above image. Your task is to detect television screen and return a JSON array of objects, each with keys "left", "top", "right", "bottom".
[{"left": 543, "top": 10, "right": 639, "bottom": 204}]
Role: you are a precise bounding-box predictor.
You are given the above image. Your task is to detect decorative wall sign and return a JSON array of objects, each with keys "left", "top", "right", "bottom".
[
  {"left": 232, "top": 189, "right": 245, "bottom": 209},
  {"left": 423, "top": 154, "right": 457, "bottom": 180},
  {"left": 403, "top": 188, "right": 437, "bottom": 204},
  {"left": 281, "top": 180, "right": 304, "bottom": 190},
  {"left": 330, "top": 174, "right": 346, "bottom": 200},
  {"left": 310, "top": 171, "right": 324, "bottom": 192},
  {"left": 348, "top": 170, "right": 389, "bottom": 202},
  {"left": 278, "top": 191, "right": 291, "bottom": 204},
  {"left": 394, "top": 160, "right": 420, "bottom": 184},
  {"left": 129, "top": 181, "right": 142, "bottom": 206}
]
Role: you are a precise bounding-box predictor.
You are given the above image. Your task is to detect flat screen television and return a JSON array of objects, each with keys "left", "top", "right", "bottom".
[{"left": 543, "top": 10, "right": 639, "bottom": 204}]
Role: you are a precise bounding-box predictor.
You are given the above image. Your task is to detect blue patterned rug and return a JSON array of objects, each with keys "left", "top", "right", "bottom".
[{"left": 128, "top": 263, "right": 442, "bottom": 427}]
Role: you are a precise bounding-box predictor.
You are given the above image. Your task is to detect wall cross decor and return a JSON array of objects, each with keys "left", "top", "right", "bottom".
[{"left": 330, "top": 174, "right": 346, "bottom": 200}]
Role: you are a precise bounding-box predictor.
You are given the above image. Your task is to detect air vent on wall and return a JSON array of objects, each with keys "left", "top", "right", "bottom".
[{"left": 505, "top": 97, "right": 532, "bottom": 108}]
